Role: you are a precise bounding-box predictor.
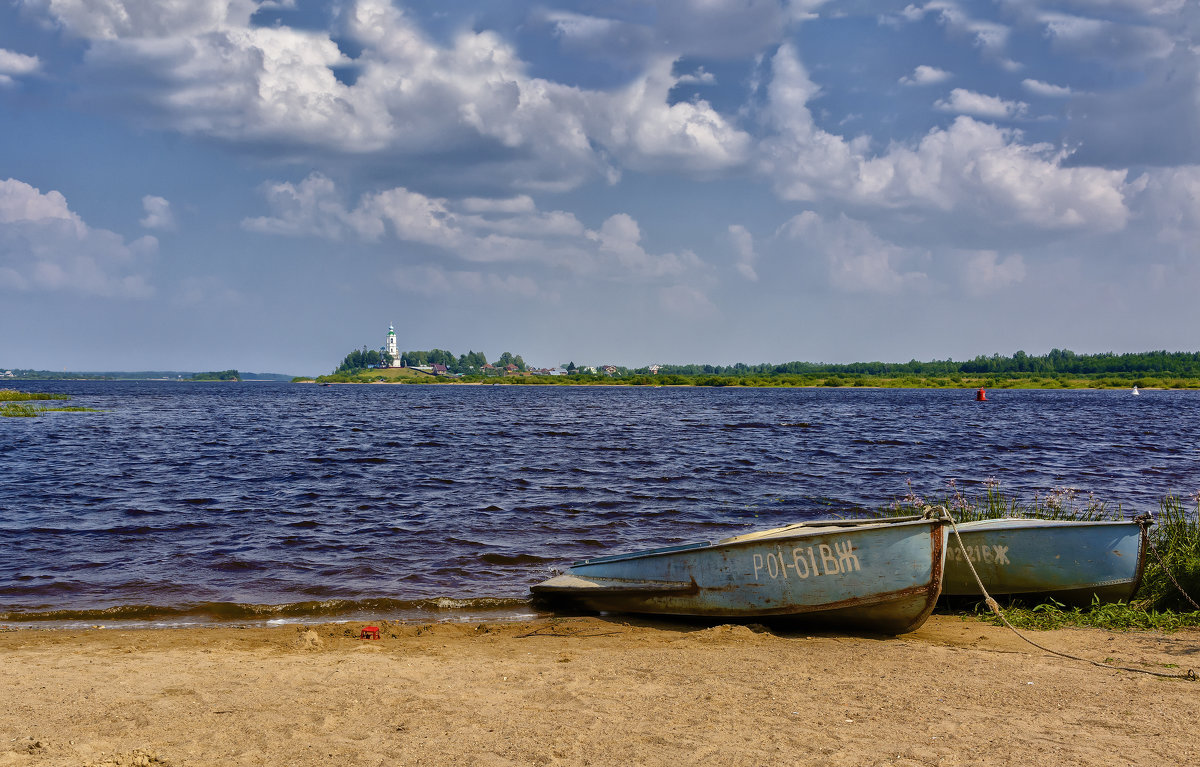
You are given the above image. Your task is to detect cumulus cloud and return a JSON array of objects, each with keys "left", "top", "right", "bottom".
[
  {"left": 902, "top": 2, "right": 1011, "bottom": 55},
  {"left": 543, "top": 0, "right": 794, "bottom": 63},
  {"left": 758, "top": 45, "right": 1129, "bottom": 239},
  {"left": 589, "top": 213, "right": 705, "bottom": 280},
  {"left": 18, "top": 0, "right": 257, "bottom": 39},
  {"left": 140, "top": 195, "right": 175, "bottom": 230},
  {"left": 245, "top": 173, "right": 710, "bottom": 285},
  {"left": 728, "top": 224, "right": 758, "bottom": 281},
  {"left": 1022, "top": 79, "right": 1072, "bottom": 98},
  {"left": 677, "top": 66, "right": 716, "bottom": 85},
  {"left": 934, "top": 88, "right": 1028, "bottom": 120},
  {"left": 0, "top": 178, "right": 154, "bottom": 297},
  {"left": 899, "top": 65, "right": 952, "bottom": 86},
  {"left": 1039, "top": 12, "right": 1173, "bottom": 65},
  {"left": 781, "top": 212, "right": 930, "bottom": 294},
  {"left": 37, "top": 0, "right": 749, "bottom": 194},
  {"left": 0, "top": 48, "right": 40, "bottom": 86}
]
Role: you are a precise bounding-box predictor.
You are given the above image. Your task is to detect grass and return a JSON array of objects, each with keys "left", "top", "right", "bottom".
[
  {"left": 0, "top": 389, "right": 69, "bottom": 401},
  {"left": 0, "top": 390, "right": 99, "bottom": 417},
  {"left": 881, "top": 482, "right": 1200, "bottom": 628},
  {"left": 1, "top": 403, "right": 101, "bottom": 417},
  {"left": 970, "top": 599, "right": 1200, "bottom": 632}
]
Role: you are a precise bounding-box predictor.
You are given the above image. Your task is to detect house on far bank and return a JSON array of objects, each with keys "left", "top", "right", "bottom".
[
  {"left": 0, "top": 370, "right": 13, "bottom": 378},
  {"left": 648, "top": 364, "right": 661, "bottom": 374},
  {"left": 602, "top": 365, "right": 618, "bottom": 375},
  {"left": 431, "top": 364, "right": 448, "bottom": 376},
  {"left": 504, "top": 364, "right": 520, "bottom": 374}
]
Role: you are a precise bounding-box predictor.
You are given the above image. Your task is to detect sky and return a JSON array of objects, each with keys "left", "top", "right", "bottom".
[{"left": 2, "top": 0, "right": 1199, "bottom": 376}]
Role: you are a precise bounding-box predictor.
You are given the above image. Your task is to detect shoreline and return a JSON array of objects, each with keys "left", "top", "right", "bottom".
[{"left": 3, "top": 615, "right": 1196, "bottom": 766}]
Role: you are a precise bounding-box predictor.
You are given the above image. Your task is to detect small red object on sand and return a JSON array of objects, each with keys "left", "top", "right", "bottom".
[{"left": 359, "top": 625, "right": 380, "bottom": 640}]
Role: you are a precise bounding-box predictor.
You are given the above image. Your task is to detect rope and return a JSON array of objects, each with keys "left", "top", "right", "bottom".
[
  {"left": 1138, "top": 513, "right": 1200, "bottom": 611},
  {"left": 930, "top": 507, "right": 1197, "bottom": 682}
]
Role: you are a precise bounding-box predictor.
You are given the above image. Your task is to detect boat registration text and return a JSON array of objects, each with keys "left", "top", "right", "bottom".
[
  {"left": 946, "top": 543, "right": 1010, "bottom": 565},
  {"left": 751, "top": 540, "right": 860, "bottom": 581}
]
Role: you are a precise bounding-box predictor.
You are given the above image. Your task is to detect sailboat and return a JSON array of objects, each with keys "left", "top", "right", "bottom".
[{"left": 1132, "top": 385, "right": 1140, "bottom": 396}]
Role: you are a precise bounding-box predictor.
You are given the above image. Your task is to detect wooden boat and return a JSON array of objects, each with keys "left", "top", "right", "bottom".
[
  {"left": 532, "top": 514, "right": 948, "bottom": 634},
  {"left": 940, "top": 518, "right": 1149, "bottom": 605}
]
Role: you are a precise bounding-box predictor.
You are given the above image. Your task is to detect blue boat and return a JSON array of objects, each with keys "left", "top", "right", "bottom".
[
  {"left": 940, "top": 518, "right": 1149, "bottom": 605},
  {"left": 532, "top": 514, "right": 948, "bottom": 634}
]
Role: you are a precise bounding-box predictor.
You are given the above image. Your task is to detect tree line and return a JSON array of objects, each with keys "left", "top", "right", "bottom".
[
  {"left": 646, "top": 350, "right": 1200, "bottom": 377},
  {"left": 334, "top": 348, "right": 526, "bottom": 375}
]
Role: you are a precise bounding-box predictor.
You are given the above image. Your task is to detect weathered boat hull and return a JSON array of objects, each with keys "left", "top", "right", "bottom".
[
  {"left": 940, "top": 518, "right": 1148, "bottom": 605},
  {"left": 532, "top": 517, "right": 947, "bottom": 634}
]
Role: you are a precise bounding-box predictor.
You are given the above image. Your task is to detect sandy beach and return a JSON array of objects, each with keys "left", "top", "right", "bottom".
[{"left": 2, "top": 615, "right": 1197, "bottom": 767}]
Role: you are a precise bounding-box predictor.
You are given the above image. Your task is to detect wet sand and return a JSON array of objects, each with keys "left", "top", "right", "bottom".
[{"left": 2, "top": 615, "right": 1197, "bottom": 766}]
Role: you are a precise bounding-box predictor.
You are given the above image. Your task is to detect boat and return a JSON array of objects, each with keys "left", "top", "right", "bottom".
[
  {"left": 1132, "top": 385, "right": 1140, "bottom": 396},
  {"left": 940, "top": 517, "right": 1149, "bottom": 605},
  {"left": 531, "top": 512, "right": 949, "bottom": 634}
]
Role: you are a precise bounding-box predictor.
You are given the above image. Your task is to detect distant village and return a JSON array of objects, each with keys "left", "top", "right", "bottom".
[{"left": 375, "top": 324, "right": 658, "bottom": 378}]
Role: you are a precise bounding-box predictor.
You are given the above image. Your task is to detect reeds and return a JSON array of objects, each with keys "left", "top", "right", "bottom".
[
  {"left": 0, "top": 389, "right": 70, "bottom": 401},
  {"left": 1140, "top": 496, "right": 1200, "bottom": 611},
  {"left": 883, "top": 481, "right": 1200, "bottom": 617},
  {"left": 0, "top": 391, "right": 99, "bottom": 417}
]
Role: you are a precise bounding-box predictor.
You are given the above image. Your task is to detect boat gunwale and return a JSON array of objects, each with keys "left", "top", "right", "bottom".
[{"left": 571, "top": 517, "right": 942, "bottom": 568}]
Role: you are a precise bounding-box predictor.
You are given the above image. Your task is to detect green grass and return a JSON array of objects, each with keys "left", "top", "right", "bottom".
[
  {"left": 881, "top": 482, "right": 1200, "bottom": 625},
  {"left": 0, "top": 403, "right": 42, "bottom": 417},
  {"left": 968, "top": 598, "right": 1200, "bottom": 632},
  {"left": 0, "top": 390, "right": 100, "bottom": 417},
  {"left": 0, "top": 389, "right": 70, "bottom": 401},
  {"left": 1140, "top": 496, "right": 1200, "bottom": 611},
  {"left": 2, "top": 404, "right": 102, "bottom": 417}
]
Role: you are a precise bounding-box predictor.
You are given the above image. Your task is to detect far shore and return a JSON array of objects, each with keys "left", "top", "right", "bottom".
[
  {"left": 2, "top": 615, "right": 1195, "bottom": 766},
  {"left": 295, "top": 378, "right": 1178, "bottom": 390}
]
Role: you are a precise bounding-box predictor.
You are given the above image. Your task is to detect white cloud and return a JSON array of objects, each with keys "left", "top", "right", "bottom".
[
  {"left": 0, "top": 48, "right": 40, "bottom": 86},
  {"left": 140, "top": 195, "right": 174, "bottom": 230},
  {"left": 1040, "top": 12, "right": 1174, "bottom": 65},
  {"left": 758, "top": 45, "right": 1129, "bottom": 237},
  {"left": 911, "top": 2, "right": 1011, "bottom": 55},
  {"left": 590, "top": 213, "right": 705, "bottom": 280},
  {"left": 677, "top": 66, "right": 716, "bottom": 85},
  {"left": 41, "top": 0, "right": 749, "bottom": 194},
  {"left": 459, "top": 196, "right": 537, "bottom": 214},
  {"left": 1022, "top": 79, "right": 1072, "bottom": 97},
  {"left": 245, "top": 173, "right": 710, "bottom": 285},
  {"left": 781, "top": 212, "right": 930, "bottom": 294},
  {"left": 960, "top": 250, "right": 1026, "bottom": 295},
  {"left": 0, "top": 178, "right": 154, "bottom": 297},
  {"left": 934, "top": 88, "right": 1028, "bottom": 120},
  {"left": 17, "top": 0, "right": 250, "bottom": 39},
  {"left": 899, "top": 65, "right": 952, "bottom": 86},
  {"left": 728, "top": 224, "right": 758, "bottom": 281}
]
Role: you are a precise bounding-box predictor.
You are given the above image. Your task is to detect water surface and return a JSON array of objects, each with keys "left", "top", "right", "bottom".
[{"left": 2, "top": 382, "right": 1196, "bottom": 624}]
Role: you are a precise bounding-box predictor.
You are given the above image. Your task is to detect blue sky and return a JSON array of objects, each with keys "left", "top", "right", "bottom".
[{"left": 2, "top": 0, "right": 1198, "bottom": 375}]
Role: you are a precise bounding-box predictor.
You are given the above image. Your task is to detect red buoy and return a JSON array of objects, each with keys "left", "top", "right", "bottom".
[{"left": 976, "top": 387, "right": 987, "bottom": 401}]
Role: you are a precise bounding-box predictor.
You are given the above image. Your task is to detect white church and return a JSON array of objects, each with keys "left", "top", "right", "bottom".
[{"left": 382, "top": 323, "right": 401, "bottom": 367}]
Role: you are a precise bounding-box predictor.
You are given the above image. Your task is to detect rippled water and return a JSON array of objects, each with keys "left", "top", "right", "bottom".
[{"left": 2, "top": 382, "right": 1197, "bottom": 624}]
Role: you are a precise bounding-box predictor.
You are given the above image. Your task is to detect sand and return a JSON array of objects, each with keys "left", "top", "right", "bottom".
[{"left": 2, "top": 615, "right": 1197, "bottom": 767}]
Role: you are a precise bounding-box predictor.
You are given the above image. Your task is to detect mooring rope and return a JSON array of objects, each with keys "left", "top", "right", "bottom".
[
  {"left": 1138, "top": 513, "right": 1200, "bottom": 612},
  {"left": 929, "top": 507, "right": 1197, "bottom": 682}
]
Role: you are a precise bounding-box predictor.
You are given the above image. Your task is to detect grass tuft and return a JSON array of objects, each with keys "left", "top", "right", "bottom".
[
  {"left": 0, "top": 389, "right": 70, "bottom": 401},
  {"left": 969, "top": 598, "right": 1200, "bottom": 632}
]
